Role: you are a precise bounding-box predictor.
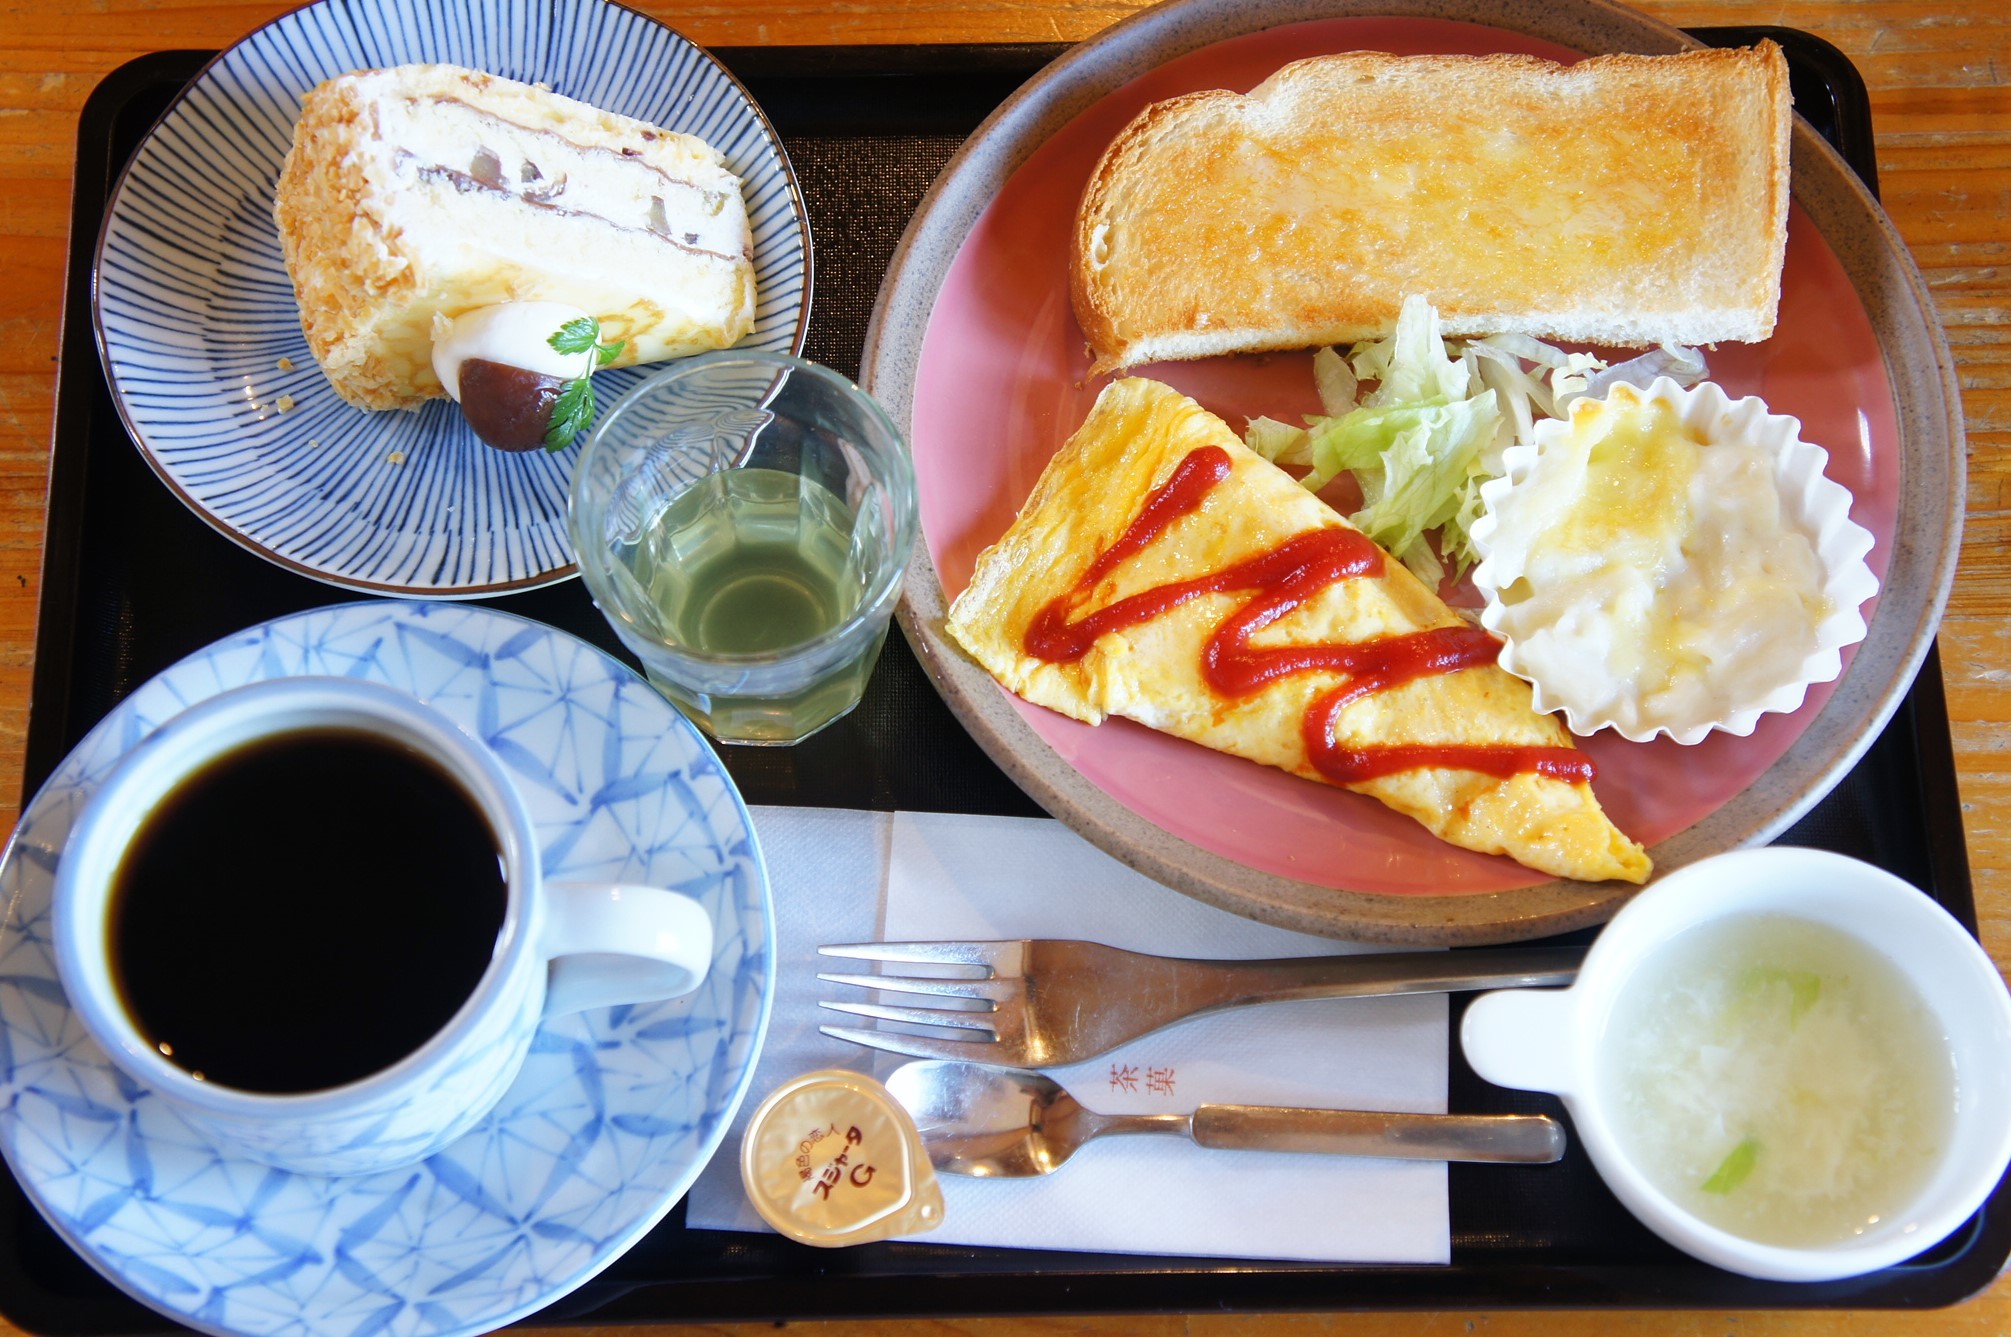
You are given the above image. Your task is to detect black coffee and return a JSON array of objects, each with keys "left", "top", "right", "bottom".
[{"left": 108, "top": 727, "right": 509, "bottom": 1094}]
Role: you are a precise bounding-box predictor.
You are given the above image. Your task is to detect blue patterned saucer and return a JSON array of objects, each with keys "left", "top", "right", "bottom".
[
  {"left": 0, "top": 602, "right": 774, "bottom": 1337},
  {"left": 94, "top": 0, "right": 812, "bottom": 598}
]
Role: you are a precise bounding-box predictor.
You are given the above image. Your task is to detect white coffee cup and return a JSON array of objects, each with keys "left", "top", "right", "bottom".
[
  {"left": 52, "top": 676, "right": 715, "bottom": 1177},
  {"left": 1461, "top": 847, "right": 2011, "bottom": 1281}
]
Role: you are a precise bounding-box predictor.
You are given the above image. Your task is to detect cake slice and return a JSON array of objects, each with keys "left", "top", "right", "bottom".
[
  {"left": 946, "top": 378, "right": 1651, "bottom": 884},
  {"left": 275, "top": 64, "right": 757, "bottom": 410}
]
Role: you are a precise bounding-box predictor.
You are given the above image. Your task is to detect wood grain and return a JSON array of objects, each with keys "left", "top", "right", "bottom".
[{"left": 1, "top": 0, "right": 2007, "bottom": 1333}]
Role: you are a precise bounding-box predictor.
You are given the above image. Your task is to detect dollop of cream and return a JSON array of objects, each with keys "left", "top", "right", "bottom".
[{"left": 430, "top": 302, "right": 597, "bottom": 402}]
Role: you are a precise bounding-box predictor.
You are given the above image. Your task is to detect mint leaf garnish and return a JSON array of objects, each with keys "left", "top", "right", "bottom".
[
  {"left": 548, "top": 317, "right": 599, "bottom": 355},
  {"left": 1701, "top": 1137, "right": 1759, "bottom": 1195},
  {"left": 544, "top": 376, "right": 596, "bottom": 451},
  {"left": 549, "top": 315, "right": 624, "bottom": 365},
  {"left": 542, "top": 315, "right": 622, "bottom": 449}
]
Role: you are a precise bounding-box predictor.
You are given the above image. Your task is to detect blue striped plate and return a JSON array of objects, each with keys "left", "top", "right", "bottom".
[{"left": 93, "top": 0, "right": 811, "bottom": 598}]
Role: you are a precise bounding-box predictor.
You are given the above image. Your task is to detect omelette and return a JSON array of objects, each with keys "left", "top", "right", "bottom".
[{"left": 946, "top": 377, "right": 1651, "bottom": 884}]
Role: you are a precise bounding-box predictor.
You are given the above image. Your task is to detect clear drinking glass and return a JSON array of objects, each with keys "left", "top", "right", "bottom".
[{"left": 570, "top": 351, "right": 917, "bottom": 745}]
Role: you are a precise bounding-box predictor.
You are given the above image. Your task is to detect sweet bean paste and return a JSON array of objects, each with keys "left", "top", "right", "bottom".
[{"left": 1023, "top": 445, "right": 1594, "bottom": 786}]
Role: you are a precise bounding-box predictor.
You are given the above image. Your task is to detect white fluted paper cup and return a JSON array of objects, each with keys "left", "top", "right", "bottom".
[{"left": 1469, "top": 377, "right": 1878, "bottom": 745}]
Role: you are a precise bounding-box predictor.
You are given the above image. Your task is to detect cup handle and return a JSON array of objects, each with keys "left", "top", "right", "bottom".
[
  {"left": 1459, "top": 986, "right": 1582, "bottom": 1096},
  {"left": 539, "top": 883, "right": 715, "bottom": 1017}
]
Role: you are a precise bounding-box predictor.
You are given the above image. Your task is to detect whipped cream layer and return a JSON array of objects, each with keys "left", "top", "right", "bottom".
[{"left": 373, "top": 88, "right": 748, "bottom": 262}]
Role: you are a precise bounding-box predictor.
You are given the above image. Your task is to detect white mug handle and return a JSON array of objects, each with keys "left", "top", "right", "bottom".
[{"left": 539, "top": 883, "right": 715, "bottom": 1016}]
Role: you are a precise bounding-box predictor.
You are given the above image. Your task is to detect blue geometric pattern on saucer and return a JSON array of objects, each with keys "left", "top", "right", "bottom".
[
  {"left": 93, "top": 0, "right": 812, "bottom": 598},
  {"left": 0, "top": 602, "right": 774, "bottom": 1337}
]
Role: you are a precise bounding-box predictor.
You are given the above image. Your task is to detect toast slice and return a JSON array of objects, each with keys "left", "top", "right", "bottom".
[
  {"left": 1072, "top": 45, "right": 1791, "bottom": 375},
  {"left": 946, "top": 378, "right": 1651, "bottom": 885}
]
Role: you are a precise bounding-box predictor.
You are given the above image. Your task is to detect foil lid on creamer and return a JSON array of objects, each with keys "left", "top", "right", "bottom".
[{"left": 740, "top": 1069, "right": 944, "bottom": 1246}]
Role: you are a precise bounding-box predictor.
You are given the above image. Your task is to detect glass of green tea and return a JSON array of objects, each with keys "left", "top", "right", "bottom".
[{"left": 570, "top": 351, "right": 917, "bottom": 745}]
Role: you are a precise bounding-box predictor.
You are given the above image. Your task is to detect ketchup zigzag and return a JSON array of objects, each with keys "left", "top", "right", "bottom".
[{"left": 1023, "top": 445, "right": 1594, "bottom": 787}]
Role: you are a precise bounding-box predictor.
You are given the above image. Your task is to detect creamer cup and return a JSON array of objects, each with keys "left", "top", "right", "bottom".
[{"left": 740, "top": 1068, "right": 944, "bottom": 1246}]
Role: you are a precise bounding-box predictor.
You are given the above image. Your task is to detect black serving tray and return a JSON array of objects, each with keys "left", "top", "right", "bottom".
[{"left": 4, "top": 31, "right": 2000, "bottom": 1334}]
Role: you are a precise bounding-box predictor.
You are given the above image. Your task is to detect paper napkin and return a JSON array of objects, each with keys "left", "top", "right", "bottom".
[{"left": 685, "top": 807, "right": 1449, "bottom": 1264}]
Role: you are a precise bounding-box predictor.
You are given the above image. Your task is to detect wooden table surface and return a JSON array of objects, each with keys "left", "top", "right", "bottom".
[{"left": 2, "top": 0, "right": 2007, "bottom": 1333}]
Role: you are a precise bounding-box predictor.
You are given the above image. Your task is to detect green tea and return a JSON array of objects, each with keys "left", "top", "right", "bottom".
[
  {"left": 638, "top": 467, "right": 864, "bottom": 653},
  {"left": 627, "top": 467, "right": 883, "bottom": 743}
]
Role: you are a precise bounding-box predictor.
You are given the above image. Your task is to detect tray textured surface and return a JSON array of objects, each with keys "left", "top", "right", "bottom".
[{"left": 3, "top": 35, "right": 2000, "bottom": 1334}]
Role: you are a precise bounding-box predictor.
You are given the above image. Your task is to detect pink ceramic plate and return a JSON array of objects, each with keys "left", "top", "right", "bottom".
[{"left": 864, "top": 0, "right": 1962, "bottom": 944}]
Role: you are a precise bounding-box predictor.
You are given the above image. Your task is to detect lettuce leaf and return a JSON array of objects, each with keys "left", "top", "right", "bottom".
[
  {"left": 1312, "top": 345, "right": 1358, "bottom": 416},
  {"left": 1312, "top": 395, "right": 1499, "bottom": 584},
  {"left": 1284, "top": 297, "right": 1500, "bottom": 581},
  {"left": 1352, "top": 295, "right": 1471, "bottom": 407},
  {"left": 1245, "top": 415, "right": 1313, "bottom": 467}
]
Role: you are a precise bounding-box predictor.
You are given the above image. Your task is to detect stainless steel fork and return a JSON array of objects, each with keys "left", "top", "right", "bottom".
[{"left": 818, "top": 939, "right": 1581, "bottom": 1067}]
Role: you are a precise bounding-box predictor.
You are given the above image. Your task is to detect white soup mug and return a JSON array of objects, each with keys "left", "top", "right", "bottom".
[{"left": 1461, "top": 847, "right": 2011, "bottom": 1281}]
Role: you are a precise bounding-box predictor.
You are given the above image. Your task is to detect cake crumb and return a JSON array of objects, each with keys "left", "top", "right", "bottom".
[
  {"left": 277, "top": 356, "right": 295, "bottom": 371},
  {"left": 276, "top": 394, "right": 296, "bottom": 412},
  {"left": 387, "top": 450, "right": 406, "bottom": 465}
]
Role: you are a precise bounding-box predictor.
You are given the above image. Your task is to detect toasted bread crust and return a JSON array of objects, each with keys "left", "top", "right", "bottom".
[{"left": 1072, "top": 44, "right": 1792, "bottom": 374}]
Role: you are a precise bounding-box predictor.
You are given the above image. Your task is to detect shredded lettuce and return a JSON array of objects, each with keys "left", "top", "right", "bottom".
[
  {"left": 1576, "top": 342, "right": 1708, "bottom": 408},
  {"left": 1306, "top": 397, "right": 1498, "bottom": 585},
  {"left": 1352, "top": 295, "right": 1472, "bottom": 407},
  {"left": 1445, "top": 470, "right": 1493, "bottom": 578},
  {"left": 1301, "top": 297, "right": 1501, "bottom": 582},
  {"left": 1312, "top": 346, "right": 1357, "bottom": 416},
  {"left": 1245, "top": 415, "right": 1313, "bottom": 468}
]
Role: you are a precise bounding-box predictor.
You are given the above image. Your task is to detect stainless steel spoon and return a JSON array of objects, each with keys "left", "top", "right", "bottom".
[{"left": 884, "top": 1060, "right": 1564, "bottom": 1177}]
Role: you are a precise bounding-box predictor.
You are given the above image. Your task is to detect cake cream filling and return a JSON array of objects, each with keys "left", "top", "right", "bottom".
[{"left": 372, "top": 95, "right": 748, "bottom": 261}]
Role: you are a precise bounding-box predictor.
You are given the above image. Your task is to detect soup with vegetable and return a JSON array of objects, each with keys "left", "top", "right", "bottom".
[{"left": 1602, "top": 913, "right": 1956, "bottom": 1247}]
